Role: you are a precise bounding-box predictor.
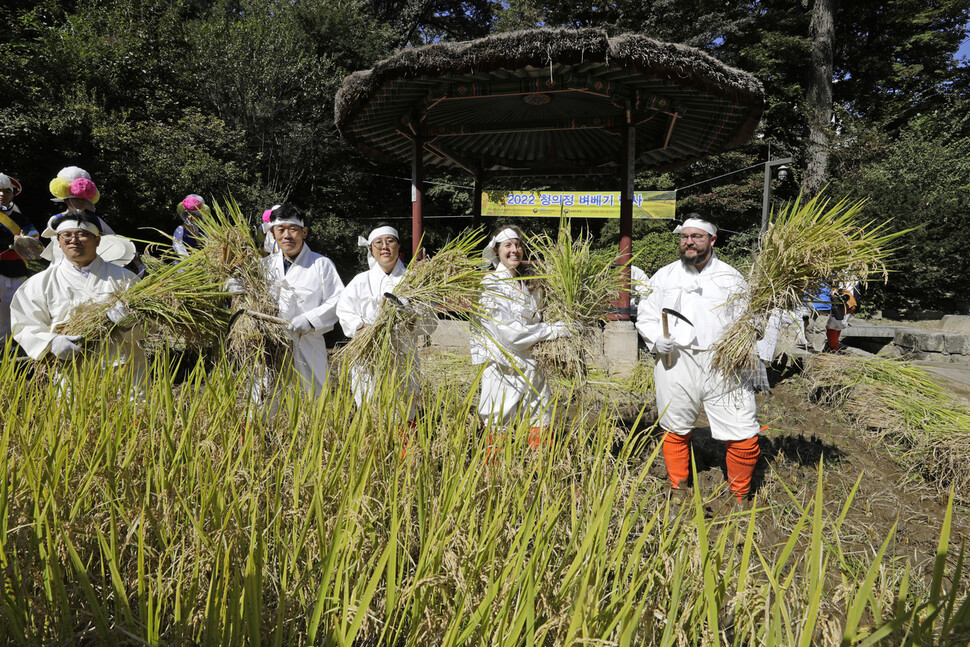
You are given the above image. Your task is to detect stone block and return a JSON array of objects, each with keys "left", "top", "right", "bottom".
[
  {"left": 945, "top": 334, "right": 970, "bottom": 356},
  {"left": 942, "top": 315, "right": 970, "bottom": 334},
  {"left": 894, "top": 329, "right": 946, "bottom": 353},
  {"left": 429, "top": 319, "right": 470, "bottom": 348},
  {"left": 603, "top": 320, "right": 639, "bottom": 378}
]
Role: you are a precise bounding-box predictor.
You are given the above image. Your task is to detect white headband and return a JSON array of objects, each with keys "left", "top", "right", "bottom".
[
  {"left": 268, "top": 213, "right": 304, "bottom": 228},
  {"left": 53, "top": 219, "right": 100, "bottom": 236},
  {"left": 674, "top": 218, "right": 717, "bottom": 236},
  {"left": 358, "top": 226, "right": 399, "bottom": 247},
  {"left": 483, "top": 228, "right": 521, "bottom": 267}
]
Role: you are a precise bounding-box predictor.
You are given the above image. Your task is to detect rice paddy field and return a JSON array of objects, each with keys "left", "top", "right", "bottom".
[{"left": 3, "top": 338, "right": 970, "bottom": 646}]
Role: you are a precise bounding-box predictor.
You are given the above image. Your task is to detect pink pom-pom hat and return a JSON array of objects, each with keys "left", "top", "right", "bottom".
[
  {"left": 69, "top": 177, "right": 99, "bottom": 201},
  {"left": 182, "top": 195, "right": 204, "bottom": 212}
]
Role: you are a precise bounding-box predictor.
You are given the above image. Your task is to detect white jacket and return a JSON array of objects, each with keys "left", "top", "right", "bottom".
[
  {"left": 262, "top": 244, "right": 344, "bottom": 394},
  {"left": 636, "top": 253, "right": 747, "bottom": 352},
  {"left": 470, "top": 266, "right": 554, "bottom": 370},
  {"left": 11, "top": 256, "right": 146, "bottom": 371}
]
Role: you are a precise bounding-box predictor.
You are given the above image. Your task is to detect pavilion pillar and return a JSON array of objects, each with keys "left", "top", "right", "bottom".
[
  {"left": 411, "top": 136, "right": 426, "bottom": 259},
  {"left": 473, "top": 174, "right": 483, "bottom": 231},
  {"left": 604, "top": 115, "right": 638, "bottom": 378}
]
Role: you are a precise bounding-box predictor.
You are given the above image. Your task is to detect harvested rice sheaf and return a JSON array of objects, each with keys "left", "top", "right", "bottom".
[
  {"left": 529, "top": 223, "right": 625, "bottom": 382},
  {"left": 807, "top": 354, "right": 970, "bottom": 502},
  {"left": 336, "top": 229, "right": 489, "bottom": 375},
  {"left": 712, "top": 190, "right": 906, "bottom": 378}
]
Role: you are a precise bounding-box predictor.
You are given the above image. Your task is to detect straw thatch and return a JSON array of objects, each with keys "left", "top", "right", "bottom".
[{"left": 335, "top": 28, "right": 763, "bottom": 174}]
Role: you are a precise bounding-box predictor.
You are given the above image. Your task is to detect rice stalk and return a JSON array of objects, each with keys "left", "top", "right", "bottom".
[
  {"left": 58, "top": 250, "right": 232, "bottom": 347},
  {"left": 712, "top": 190, "right": 907, "bottom": 378},
  {"left": 335, "top": 229, "right": 489, "bottom": 376},
  {"left": 528, "top": 219, "right": 626, "bottom": 382},
  {"left": 805, "top": 353, "right": 970, "bottom": 503}
]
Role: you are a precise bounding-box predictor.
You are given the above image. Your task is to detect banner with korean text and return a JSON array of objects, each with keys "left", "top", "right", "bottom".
[{"left": 480, "top": 190, "right": 675, "bottom": 219}]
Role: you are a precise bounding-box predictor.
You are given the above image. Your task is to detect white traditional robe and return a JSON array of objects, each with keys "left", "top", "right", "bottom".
[
  {"left": 262, "top": 243, "right": 344, "bottom": 395},
  {"left": 470, "top": 265, "right": 555, "bottom": 428},
  {"left": 636, "top": 253, "right": 759, "bottom": 441},
  {"left": 10, "top": 256, "right": 146, "bottom": 378},
  {"left": 336, "top": 260, "right": 435, "bottom": 420}
]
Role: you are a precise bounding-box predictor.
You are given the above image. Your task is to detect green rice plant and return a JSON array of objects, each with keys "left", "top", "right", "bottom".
[
  {"left": 528, "top": 219, "right": 626, "bottom": 382},
  {"left": 2, "top": 341, "right": 970, "bottom": 646},
  {"left": 806, "top": 353, "right": 970, "bottom": 504},
  {"left": 712, "top": 190, "right": 906, "bottom": 378},
  {"left": 335, "top": 228, "right": 489, "bottom": 376}
]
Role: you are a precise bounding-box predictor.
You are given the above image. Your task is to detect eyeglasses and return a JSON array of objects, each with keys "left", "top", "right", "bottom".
[
  {"left": 371, "top": 237, "right": 399, "bottom": 249},
  {"left": 679, "top": 234, "right": 709, "bottom": 241},
  {"left": 58, "top": 231, "right": 96, "bottom": 242}
]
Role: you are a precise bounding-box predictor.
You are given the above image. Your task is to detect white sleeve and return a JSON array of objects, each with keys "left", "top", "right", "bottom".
[
  {"left": 481, "top": 289, "right": 552, "bottom": 355},
  {"left": 303, "top": 259, "right": 345, "bottom": 333},
  {"left": 336, "top": 276, "right": 367, "bottom": 338},
  {"left": 10, "top": 277, "right": 57, "bottom": 360},
  {"left": 635, "top": 271, "right": 666, "bottom": 353}
]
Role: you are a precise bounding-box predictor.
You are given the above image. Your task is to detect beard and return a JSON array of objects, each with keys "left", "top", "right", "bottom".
[{"left": 679, "top": 247, "right": 710, "bottom": 267}]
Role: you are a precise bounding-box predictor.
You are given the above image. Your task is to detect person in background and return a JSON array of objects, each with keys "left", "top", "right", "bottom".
[
  {"left": 173, "top": 194, "right": 210, "bottom": 257},
  {"left": 336, "top": 224, "right": 436, "bottom": 426},
  {"left": 0, "top": 172, "right": 39, "bottom": 343},
  {"left": 636, "top": 215, "right": 762, "bottom": 507},
  {"left": 825, "top": 281, "right": 858, "bottom": 352},
  {"left": 470, "top": 225, "right": 571, "bottom": 450},
  {"left": 10, "top": 211, "right": 145, "bottom": 381},
  {"left": 260, "top": 205, "right": 281, "bottom": 255},
  {"left": 42, "top": 166, "right": 120, "bottom": 266}
]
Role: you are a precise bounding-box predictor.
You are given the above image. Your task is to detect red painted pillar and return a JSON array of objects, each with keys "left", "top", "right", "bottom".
[
  {"left": 411, "top": 136, "right": 425, "bottom": 259},
  {"left": 616, "top": 120, "right": 635, "bottom": 320}
]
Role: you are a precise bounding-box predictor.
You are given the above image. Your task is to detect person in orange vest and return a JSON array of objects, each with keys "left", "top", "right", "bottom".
[{"left": 0, "top": 172, "right": 39, "bottom": 343}]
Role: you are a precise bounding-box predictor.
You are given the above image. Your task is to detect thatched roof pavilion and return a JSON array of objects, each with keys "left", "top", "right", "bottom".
[
  {"left": 336, "top": 28, "right": 763, "bottom": 317},
  {"left": 336, "top": 28, "right": 763, "bottom": 178}
]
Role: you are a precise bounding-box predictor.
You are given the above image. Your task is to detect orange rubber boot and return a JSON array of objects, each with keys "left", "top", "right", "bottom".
[
  {"left": 826, "top": 328, "right": 841, "bottom": 351},
  {"left": 726, "top": 436, "right": 760, "bottom": 502},
  {"left": 485, "top": 432, "right": 504, "bottom": 465},
  {"left": 528, "top": 426, "right": 543, "bottom": 450},
  {"left": 662, "top": 431, "right": 691, "bottom": 490},
  {"left": 400, "top": 419, "right": 417, "bottom": 459}
]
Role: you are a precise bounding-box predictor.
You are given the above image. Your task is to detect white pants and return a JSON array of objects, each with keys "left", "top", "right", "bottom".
[
  {"left": 351, "top": 363, "right": 419, "bottom": 422},
  {"left": 478, "top": 361, "right": 552, "bottom": 428},
  {"left": 656, "top": 348, "right": 760, "bottom": 441},
  {"left": 756, "top": 307, "right": 810, "bottom": 361},
  {"left": 0, "top": 275, "right": 25, "bottom": 341}
]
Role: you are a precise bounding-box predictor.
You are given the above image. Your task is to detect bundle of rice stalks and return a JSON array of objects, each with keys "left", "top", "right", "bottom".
[
  {"left": 336, "top": 229, "right": 488, "bottom": 373},
  {"left": 806, "top": 353, "right": 970, "bottom": 502},
  {"left": 189, "top": 198, "right": 289, "bottom": 363},
  {"left": 528, "top": 222, "right": 625, "bottom": 381},
  {"left": 712, "top": 190, "right": 906, "bottom": 378},
  {"left": 59, "top": 252, "right": 232, "bottom": 347}
]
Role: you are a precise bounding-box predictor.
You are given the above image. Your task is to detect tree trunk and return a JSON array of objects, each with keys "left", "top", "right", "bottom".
[{"left": 803, "top": 0, "right": 836, "bottom": 197}]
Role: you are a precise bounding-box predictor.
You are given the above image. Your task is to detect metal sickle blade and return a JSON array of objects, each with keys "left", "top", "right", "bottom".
[{"left": 661, "top": 307, "right": 694, "bottom": 327}]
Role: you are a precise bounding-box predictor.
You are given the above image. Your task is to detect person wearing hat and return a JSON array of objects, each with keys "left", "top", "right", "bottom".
[
  {"left": 173, "top": 194, "right": 210, "bottom": 257},
  {"left": 635, "top": 214, "right": 762, "bottom": 507},
  {"left": 0, "top": 172, "right": 40, "bottom": 342},
  {"left": 336, "top": 224, "right": 436, "bottom": 423},
  {"left": 260, "top": 205, "right": 281, "bottom": 255},
  {"left": 42, "top": 166, "right": 123, "bottom": 265},
  {"left": 10, "top": 211, "right": 146, "bottom": 379},
  {"left": 255, "top": 204, "right": 344, "bottom": 397},
  {"left": 470, "top": 225, "right": 571, "bottom": 450}
]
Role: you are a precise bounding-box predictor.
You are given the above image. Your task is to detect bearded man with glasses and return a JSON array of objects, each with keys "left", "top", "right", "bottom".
[{"left": 635, "top": 214, "right": 763, "bottom": 510}]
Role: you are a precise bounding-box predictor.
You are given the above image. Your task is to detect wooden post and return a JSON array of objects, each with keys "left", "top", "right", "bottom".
[
  {"left": 616, "top": 109, "right": 635, "bottom": 321},
  {"left": 411, "top": 136, "right": 426, "bottom": 259}
]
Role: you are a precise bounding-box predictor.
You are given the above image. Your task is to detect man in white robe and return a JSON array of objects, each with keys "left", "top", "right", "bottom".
[
  {"left": 11, "top": 212, "right": 146, "bottom": 381},
  {"left": 636, "top": 215, "right": 761, "bottom": 505},
  {"left": 259, "top": 205, "right": 344, "bottom": 396}
]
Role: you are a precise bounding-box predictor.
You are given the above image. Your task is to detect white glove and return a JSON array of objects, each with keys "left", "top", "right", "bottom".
[
  {"left": 547, "top": 321, "right": 572, "bottom": 341},
  {"left": 654, "top": 336, "right": 676, "bottom": 354},
  {"left": 226, "top": 278, "right": 246, "bottom": 294},
  {"left": 50, "top": 335, "right": 83, "bottom": 359},
  {"left": 106, "top": 301, "right": 134, "bottom": 328},
  {"left": 287, "top": 314, "right": 313, "bottom": 335}
]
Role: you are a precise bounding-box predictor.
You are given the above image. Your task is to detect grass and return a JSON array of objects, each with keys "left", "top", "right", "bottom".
[
  {"left": 2, "top": 343, "right": 970, "bottom": 645},
  {"left": 805, "top": 353, "right": 970, "bottom": 505}
]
